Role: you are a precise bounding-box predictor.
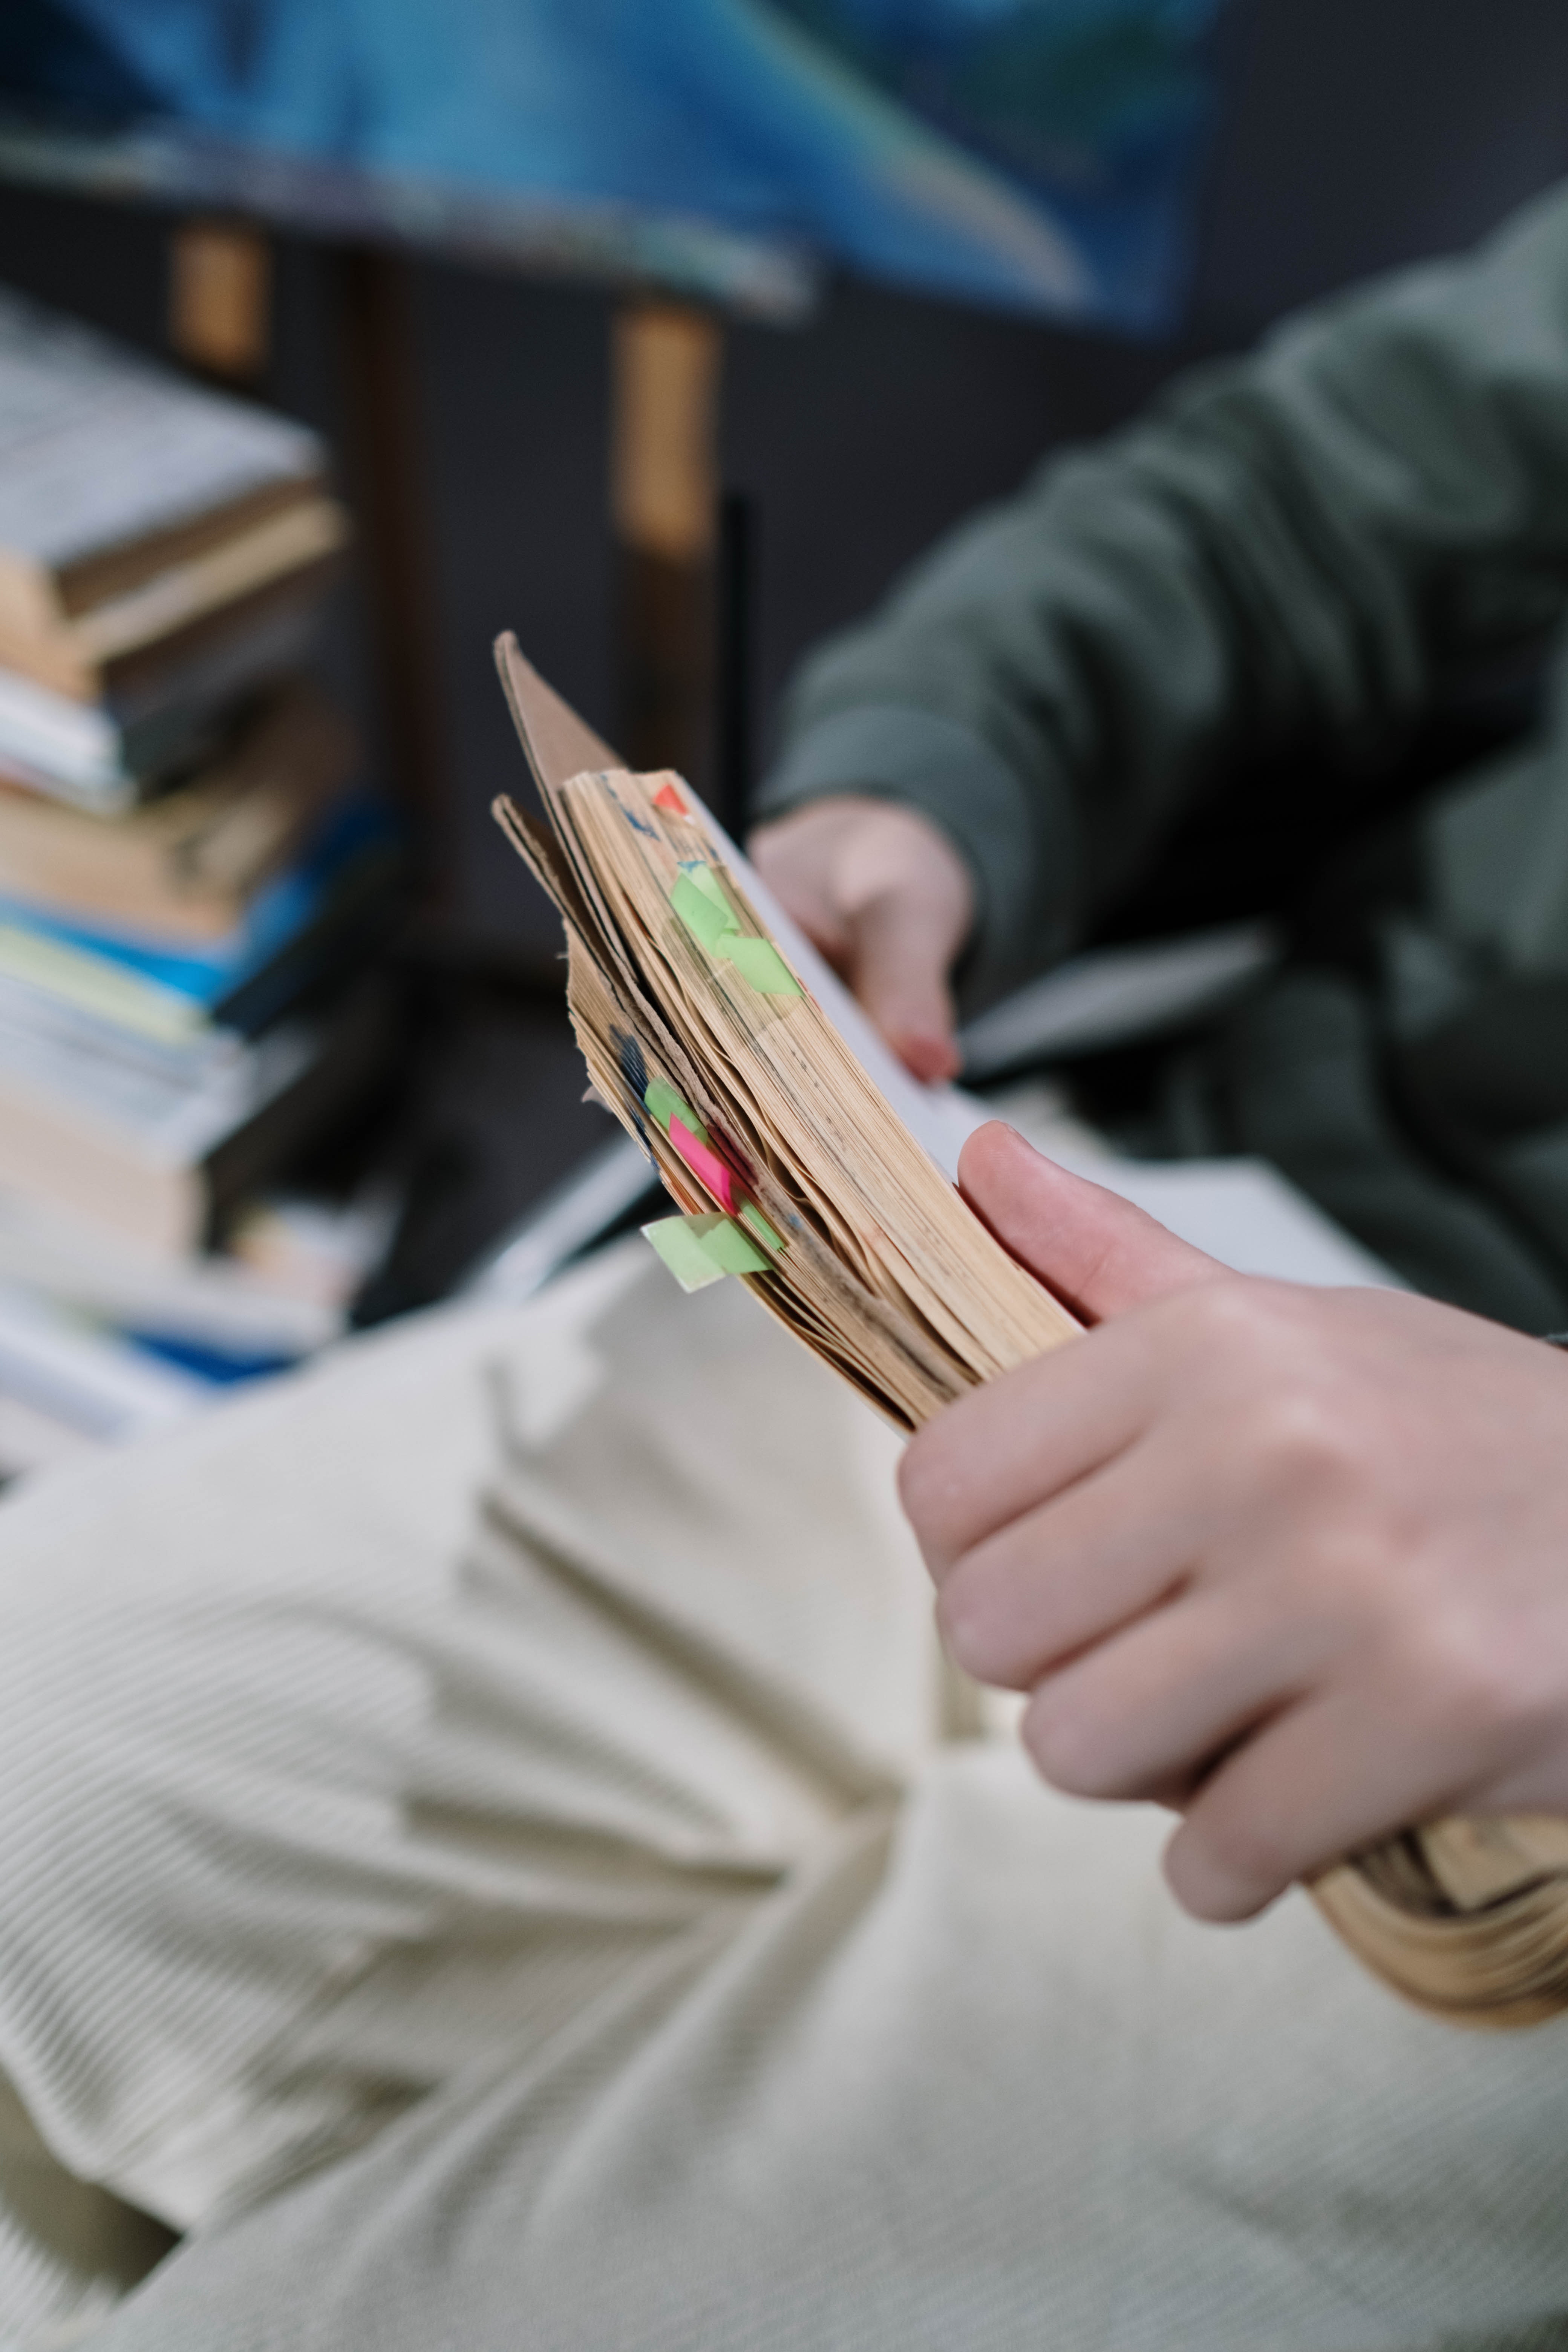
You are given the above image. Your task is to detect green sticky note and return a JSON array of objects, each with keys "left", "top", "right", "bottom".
[
  {"left": 701, "top": 1216, "right": 770, "bottom": 1276},
  {"left": 644, "top": 1213, "right": 771, "bottom": 1289},
  {"left": 681, "top": 862, "right": 732, "bottom": 913},
  {"left": 642, "top": 1211, "right": 769, "bottom": 1292},
  {"left": 671, "top": 872, "right": 734, "bottom": 952},
  {"left": 644, "top": 1080, "right": 706, "bottom": 1142},
  {"left": 642, "top": 1216, "right": 728, "bottom": 1292},
  {"left": 721, "top": 934, "right": 804, "bottom": 997},
  {"left": 738, "top": 1201, "right": 784, "bottom": 1252}
]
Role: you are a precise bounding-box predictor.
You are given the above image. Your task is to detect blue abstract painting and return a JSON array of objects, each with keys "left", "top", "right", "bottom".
[{"left": 0, "top": 0, "right": 1219, "bottom": 328}]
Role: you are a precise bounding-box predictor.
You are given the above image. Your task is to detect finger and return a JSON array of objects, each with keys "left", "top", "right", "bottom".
[
  {"left": 768, "top": 880, "right": 854, "bottom": 974},
  {"left": 1017, "top": 1581, "right": 1317, "bottom": 1801},
  {"left": 958, "top": 1123, "right": 1226, "bottom": 1321},
  {"left": 935, "top": 1433, "right": 1210, "bottom": 1687},
  {"left": 899, "top": 1312, "right": 1162, "bottom": 1580},
  {"left": 845, "top": 891, "right": 962, "bottom": 1081},
  {"left": 746, "top": 821, "right": 854, "bottom": 968},
  {"left": 1163, "top": 1684, "right": 1484, "bottom": 1922}
]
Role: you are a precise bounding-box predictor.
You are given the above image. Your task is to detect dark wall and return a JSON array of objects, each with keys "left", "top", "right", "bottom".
[{"left": 2, "top": 0, "right": 1567, "bottom": 965}]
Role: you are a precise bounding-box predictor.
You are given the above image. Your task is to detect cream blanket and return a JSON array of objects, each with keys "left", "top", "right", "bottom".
[{"left": 0, "top": 1240, "right": 1566, "bottom": 2349}]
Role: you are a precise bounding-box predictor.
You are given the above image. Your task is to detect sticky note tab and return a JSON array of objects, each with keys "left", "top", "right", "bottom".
[
  {"left": 721, "top": 935, "right": 804, "bottom": 997},
  {"left": 669, "top": 1116, "right": 737, "bottom": 1212},
  {"left": 680, "top": 862, "right": 731, "bottom": 911},
  {"left": 644, "top": 1080, "right": 706, "bottom": 1142},
  {"left": 671, "top": 871, "right": 732, "bottom": 952},
  {"left": 669, "top": 864, "right": 803, "bottom": 1000},
  {"left": 642, "top": 1211, "right": 770, "bottom": 1292},
  {"left": 701, "top": 1217, "right": 770, "bottom": 1275},
  {"left": 642, "top": 1216, "right": 727, "bottom": 1292},
  {"left": 738, "top": 1201, "right": 784, "bottom": 1252},
  {"left": 652, "top": 781, "right": 688, "bottom": 815}
]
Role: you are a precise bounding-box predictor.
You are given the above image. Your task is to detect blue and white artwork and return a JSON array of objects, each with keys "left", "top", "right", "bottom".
[{"left": 0, "top": 0, "right": 1220, "bottom": 328}]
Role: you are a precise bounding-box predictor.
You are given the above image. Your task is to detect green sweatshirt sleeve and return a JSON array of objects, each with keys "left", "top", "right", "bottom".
[{"left": 755, "top": 183, "right": 1568, "bottom": 1005}]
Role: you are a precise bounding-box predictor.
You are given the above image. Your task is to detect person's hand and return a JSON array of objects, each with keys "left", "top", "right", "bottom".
[
  {"left": 748, "top": 798, "right": 972, "bottom": 1082},
  {"left": 899, "top": 1121, "right": 1568, "bottom": 1923}
]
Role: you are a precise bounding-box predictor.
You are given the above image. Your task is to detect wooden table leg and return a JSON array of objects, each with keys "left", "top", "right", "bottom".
[
  {"left": 168, "top": 216, "right": 272, "bottom": 381},
  {"left": 334, "top": 244, "right": 450, "bottom": 890},
  {"left": 611, "top": 300, "right": 723, "bottom": 794}
]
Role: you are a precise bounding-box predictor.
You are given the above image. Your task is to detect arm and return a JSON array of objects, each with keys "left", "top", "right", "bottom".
[
  {"left": 900, "top": 1125, "right": 1568, "bottom": 1921},
  {"left": 755, "top": 185, "right": 1568, "bottom": 1017}
]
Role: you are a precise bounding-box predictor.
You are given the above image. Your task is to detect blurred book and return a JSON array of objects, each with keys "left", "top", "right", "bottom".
[
  {"left": 0, "top": 973, "right": 396, "bottom": 1257},
  {"left": 0, "top": 283, "right": 407, "bottom": 1447},
  {"left": 0, "top": 282, "right": 350, "bottom": 808},
  {"left": 0, "top": 598, "right": 328, "bottom": 809},
  {"left": 0, "top": 1188, "right": 345, "bottom": 1357},
  {"left": 225, "top": 1188, "right": 400, "bottom": 1313},
  {"left": 0, "top": 793, "right": 403, "bottom": 1044},
  {"left": 0, "top": 680, "right": 354, "bottom": 937},
  {"left": 0, "top": 495, "right": 348, "bottom": 703},
  {"left": 0, "top": 1183, "right": 398, "bottom": 1485},
  {"left": 0, "top": 1279, "right": 210, "bottom": 1457}
]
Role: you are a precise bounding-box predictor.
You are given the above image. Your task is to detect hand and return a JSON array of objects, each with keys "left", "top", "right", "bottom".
[
  {"left": 899, "top": 1122, "right": 1568, "bottom": 1923},
  {"left": 748, "top": 798, "right": 972, "bottom": 1083}
]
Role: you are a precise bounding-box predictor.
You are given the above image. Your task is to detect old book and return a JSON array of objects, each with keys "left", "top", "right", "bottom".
[
  {"left": 494, "top": 654, "right": 1076, "bottom": 1428},
  {"left": 0, "top": 975, "right": 392, "bottom": 1258},
  {"left": 0, "top": 682, "right": 355, "bottom": 940},
  {"left": 0, "top": 285, "right": 347, "bottom": 805},
  {"left": 0, "top": 494, "right": 349, "bottom": 704},
  {"left": 0, "top": 793, "right": 402, "bottom": 1046},
  {"left": 0, "top": 594, "right": 327, "bottom": 811},
  {"left": 0, "top": 284, "right": 325, "bottom": 640},
  {"left": 492, "top": 635, "right": 1568, "bottom": 2030}
]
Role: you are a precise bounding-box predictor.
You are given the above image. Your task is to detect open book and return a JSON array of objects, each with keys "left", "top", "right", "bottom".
[{"left": 492, "top": 633, "right": 1568, "bottom": 2030}]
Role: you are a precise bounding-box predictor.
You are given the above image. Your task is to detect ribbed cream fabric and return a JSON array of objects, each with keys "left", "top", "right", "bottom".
[{"left": 0, "top": 1240, "right": 1565, "bottom": 2350}]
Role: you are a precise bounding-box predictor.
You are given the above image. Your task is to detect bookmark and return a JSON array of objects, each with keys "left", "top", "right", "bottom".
[
  {"left": 641, "top": 1073, "right": 783, "bottom": 1241},
  {"left": 668, "top": 1117, "right": 737, "bottom": 1213},
  {"left": 642, "top": 1212, "right": 771, "bottom": 1292},
  {"left": 669, "top": 863, "right": 804, "bottom": 998},
  {"left": 644, "top": 1079, "right": 707, "bottom": 1143}
]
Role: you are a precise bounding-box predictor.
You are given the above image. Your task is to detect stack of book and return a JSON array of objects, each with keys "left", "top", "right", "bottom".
[{"left": 0, "top": 286, "right": 404, "bottom": 1475}]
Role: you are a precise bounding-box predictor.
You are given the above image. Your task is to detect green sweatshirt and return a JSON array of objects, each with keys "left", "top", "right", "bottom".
[{"left": 756, "top": 182, "right": 1568, "bottom": 1333}]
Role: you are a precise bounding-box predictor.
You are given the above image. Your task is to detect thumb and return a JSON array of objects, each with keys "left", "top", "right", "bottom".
[
  {"left": 959, "top": 1122, "right": 1227, "bottom": 1321},
  {"left": 847, "top": 893, "right": 961, "bottom": 1083}
]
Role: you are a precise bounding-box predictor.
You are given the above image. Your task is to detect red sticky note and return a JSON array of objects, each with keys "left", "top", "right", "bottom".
[
  {"left": 669, "top": 1116, "right": 736, "bottom": 1212},
  {"left": 652, "top": 781, "right": 688, "bottom": 816}
]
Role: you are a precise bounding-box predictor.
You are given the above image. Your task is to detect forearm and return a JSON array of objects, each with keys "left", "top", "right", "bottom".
[{"left": 759, "top": 185, "right": 1568, "bottom": 998}]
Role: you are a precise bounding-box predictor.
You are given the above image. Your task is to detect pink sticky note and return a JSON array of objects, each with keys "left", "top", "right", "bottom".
[
  {"left": 669, "top": 1116, "right": 736, "bottom": 1212},
  {"left": 652, "top": 781, "right": 688, "bottom": 815}
]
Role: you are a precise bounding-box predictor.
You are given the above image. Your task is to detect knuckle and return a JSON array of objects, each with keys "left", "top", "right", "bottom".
[
  {"left": 1175, "top": 1278, "right": 1277, "bottom": 1351},
  {"left": 1242, "top": 1385, "right": 1371, "bottom": 1496},
  {"left": 1396, "top": 1604, "right": 1530, "bottom": 1750}
]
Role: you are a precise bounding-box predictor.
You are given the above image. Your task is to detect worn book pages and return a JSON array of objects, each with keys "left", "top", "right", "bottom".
[
  {"left": 492, "top": 634, "right": 1568, "bottom": 2030},
  {"left": 491, "top": 758, "right": 1078, "bottom": 1427}
]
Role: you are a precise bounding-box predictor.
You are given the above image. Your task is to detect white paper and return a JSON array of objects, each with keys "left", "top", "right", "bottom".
[{"left": 958, "top": 920, "right": 1280, "bottom": 1077}]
